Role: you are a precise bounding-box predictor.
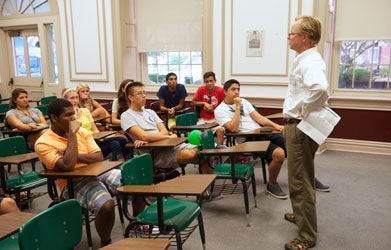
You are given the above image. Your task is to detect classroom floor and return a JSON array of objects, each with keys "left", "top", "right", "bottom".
[{"left": 23, "top": 150, "right": 391, "bottom": 250}]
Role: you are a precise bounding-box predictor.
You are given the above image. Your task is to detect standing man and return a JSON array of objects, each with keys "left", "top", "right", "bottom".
[
  {"left": 215, "top": 79, "right": 288, "bottom": 199},
  {"left": 283, "top": 16, "right": 329, "bottom": 250},
  {"left": 192, "top": 71, "right": 225, "bottom": 145},
  {"left": 157, "top": 72, "right": 188, "bottom": 129}
]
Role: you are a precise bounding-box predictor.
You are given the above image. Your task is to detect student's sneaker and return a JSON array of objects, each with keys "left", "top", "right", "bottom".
[
  {"left": 266, "top": 183, "right": 288, "bottom": 199},
  {"left": 315, "top": 178, "right": 330, "bottom": 192}
]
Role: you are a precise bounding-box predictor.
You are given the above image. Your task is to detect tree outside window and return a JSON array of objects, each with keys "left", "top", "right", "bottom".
[{"left": 338, "top": 40, "right": 391, "bottom": 91}]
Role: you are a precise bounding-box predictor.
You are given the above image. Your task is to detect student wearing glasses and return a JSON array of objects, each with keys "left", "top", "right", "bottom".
[
  {"left": 121, "top": 81, "right": 199, "bottom": 174},
  {"left": 192, "top": 71, "right": 225, "bottom": 145}
]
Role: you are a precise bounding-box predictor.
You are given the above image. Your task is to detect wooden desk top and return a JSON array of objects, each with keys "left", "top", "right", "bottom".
[
  {"left": 155, "top": 107, "right": 191, "bottom": 115},
  {"left": 265, "top": 112, "right": 283, "bottom": 119},
  {"left": 93, "top": 130, "right": 116, "bottom": 140},
  {"left": 0, "top": 123, "right": 4, "bottom": 129},
  {"left": 225, "top": 127, "right": 281, "bottom": 137},
  {"left": 100, "top": 238, "right": 170, "bottom": 250},
  {"left": 0, "top": 211, "right": 35, "bottom": 240},
  {"left": 94, "top": 115, "right": 111, "bottom": 123},
  {"left": 200, "top": 141, "right": 270, "bottom": 156},
  {"left": 126, "top": 137, "right": 187, "bottom": 149},
  {"left": 171, "top": 122, "right": 218, "bottom": 131},
  {"left": 117, "top": 174, "right": 216, "bottom": 196},
  {"left": 0, "top": 152, "right": 38, "bottom": 165},
  {"left": 0, "top": 124, "right": 49, "bottom": 135},
  {"left": 38, "top": 160, "right": 122, "bottom": 179}
]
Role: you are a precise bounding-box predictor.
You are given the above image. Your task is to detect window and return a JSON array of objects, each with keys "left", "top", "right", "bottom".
[
  {"left": 12, "top": 34, "right": 42, "bottom": 77},
  {"left": 338, "top": 40, "right": 391, "bottom": 91},
  {"left": 146, "top": 51, "right": 202, "bottom": 85},
  {"left": 46, "top": 24, "right": 58, "bottom": 83}
]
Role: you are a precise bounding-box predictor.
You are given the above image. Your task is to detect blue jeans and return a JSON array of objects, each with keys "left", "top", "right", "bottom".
[{"left": 98, "top": 136, "right": 128, "bottom": 160}]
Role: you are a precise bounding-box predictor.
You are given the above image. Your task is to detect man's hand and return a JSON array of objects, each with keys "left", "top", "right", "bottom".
[
  {"left": 168, "top": 108, "right": 175, "bottom": 115},
  {"left": 234, "top": 97, "right": 242, "bottom": 107},
  {"left": 69, "top": 120, "right": 81, "bottom": 134},
  {"left": 133, "top": 140, "right": 148, "bottom": 148},
  {"left": 204, "top": 103, "right": 214, "bottom": 112}
]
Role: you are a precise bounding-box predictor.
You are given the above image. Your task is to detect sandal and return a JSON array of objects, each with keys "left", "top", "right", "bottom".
[
  {"left": 285, "top": 238, "right": 315, "bottom": 250},
  {"left": 284, "top": 213, "right": 296, "bottom": 224}
]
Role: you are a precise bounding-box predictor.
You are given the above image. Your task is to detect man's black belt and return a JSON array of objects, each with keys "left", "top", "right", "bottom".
[{"left": 283, "top": 118, "right": 301, "bottom": 124}]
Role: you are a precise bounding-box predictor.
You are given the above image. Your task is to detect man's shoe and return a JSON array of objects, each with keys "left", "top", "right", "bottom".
[
  {"left": 315, "top": 177, "right": 330, "bottom": 192},
  {"left": 266, "top": 183, "right": 288, "bottom": 199},
  {"left": 285, "top": 238, "right": 315, "bottom": 250}
]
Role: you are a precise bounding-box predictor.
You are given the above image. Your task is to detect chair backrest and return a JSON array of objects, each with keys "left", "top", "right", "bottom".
[
  {"left": 121, "top": 153, "right": 154, "bottom": 185},
  {"left": 200, "top": 130, "right": 215, "bottom": 150},
  {"left": 0, "top": 136, "right": 27, "bottom": 157},
  {"left": 149, "top": 101, "right": 160, "bottom": 111},
  {"left": 175, "top": 112, "right": 198, "bottom": 126},
  {"left": 40, "top": 95, "right": 57, "bottom": 106},
  {"left": 0, "top": 103, "right": 9, "bottom": 113},
  {"left": 18, "top": 199, "right": 83, "bottom": 250},
  {"left": 36, "top": 105, "right": 48, "bottom": 116}
]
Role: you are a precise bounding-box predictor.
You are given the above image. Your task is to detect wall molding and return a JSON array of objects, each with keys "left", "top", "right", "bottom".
[
  {"left": 318, "top": 138, "right": 391, "bottom": 155},
  {"left": 64, "top": 0, "right": 109, "bottom": 81}
]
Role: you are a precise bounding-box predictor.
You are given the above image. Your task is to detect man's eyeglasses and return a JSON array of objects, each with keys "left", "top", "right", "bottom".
[
  {"left": 132, "top": 91, "right": 146, "bottom": 96},
  {"left": 288, "top": 32, "right": 300, "bottom": 37}
]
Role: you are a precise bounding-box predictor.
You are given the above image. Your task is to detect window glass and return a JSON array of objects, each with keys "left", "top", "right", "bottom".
[
  {"left": 12, "top": 37, "right": 27, "bottom": 76},
  {"left": 46, "top": 24, "right": 58, "bottom": 83},
  {"left": 146, "top": 51, "right": 202, "bottom": 85},
  {"left": 338, "top": 40, "right": 391, "bottom": 91},
  {"left": 27, "top": 36, "right": 42, "bottom": 77}
]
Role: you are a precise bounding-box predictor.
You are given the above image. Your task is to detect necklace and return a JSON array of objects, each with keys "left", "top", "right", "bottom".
[{"left": 17, "top": 108, "right": 30, "bottom": 116}]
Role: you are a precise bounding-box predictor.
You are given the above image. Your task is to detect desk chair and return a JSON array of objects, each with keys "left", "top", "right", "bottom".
[
  {"left": 39, "top": 95, "right": 57, "bottom": 106},
  {"left": 200, "top": 130, "right": 257, "bottom": 227},
  {"left": 174, "top": 112, "right": 198, "bottom": 136},
  {"left": 0, "top": 103, "right": 9, "bottom": 122},
  {"left": 42, "top": 171, "right": 124, "bottom": 249},
  {"left": 120, "top": 154, "right": 206, "bottom": 250},
  {"left": 0, "top": 199, "right": 83, "bottom": 250},
  {"left": 0, "top": 136, "right": 47, "bottom": 208}
]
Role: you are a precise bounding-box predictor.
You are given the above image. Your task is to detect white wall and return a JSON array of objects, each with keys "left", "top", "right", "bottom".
[
  {"left": 57, "top": 0, "right": 116, "bottom": 93},
  {"left": 212, "top": 0, "right": 315, "bottom": 101}
]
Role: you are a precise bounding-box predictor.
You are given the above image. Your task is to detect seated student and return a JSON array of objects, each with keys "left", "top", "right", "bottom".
[
  {"left": 215, "top": 79, "right": 288, "bottom": 199},
  {"left": 76, "top": 82, "right": 110, "bottom": 124},
  {"left": 62, "top": 88, "right": 129, "bottom": 162},
  {"left": 156, "top": 72, "right": 188, "bottom": 129},
  {"left": 0, "top": 196, "right": 19, "bottom": 214},
  {"left": 121, "top": 81, "right": 199, "bottom": 173},
  {"left": 6, "top": 88, "right": 48, "bottom": 149},
  {"left": 111, "top": 79, "right": 133, "bottom": 125},
  {"left": 192, "top": 71, "right": 225, "bottom": 145},
  {"left": 34, "top": 99, "right": 145, "bottom": 247}
]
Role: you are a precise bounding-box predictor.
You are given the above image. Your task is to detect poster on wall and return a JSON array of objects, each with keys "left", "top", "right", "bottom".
[{"left": 246, "top": 30, "right": 264, "bottom": 57}]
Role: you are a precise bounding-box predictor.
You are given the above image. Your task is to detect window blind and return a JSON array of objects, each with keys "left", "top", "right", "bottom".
[
  {"left": 335, "top": 0, "right": 391, "bottom": 41},
  {"left": 135, "top": 0, "right": 203, "bottom": 52}
]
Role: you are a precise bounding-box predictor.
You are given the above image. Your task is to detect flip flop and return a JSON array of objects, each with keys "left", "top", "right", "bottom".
[{"left": 284, "top": 213, "right": 296, "bottom": 224}]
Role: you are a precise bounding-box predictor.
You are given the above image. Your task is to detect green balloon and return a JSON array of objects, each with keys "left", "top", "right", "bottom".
[{"left": 188, "top": 130, "right": 202, "bottom": 145}]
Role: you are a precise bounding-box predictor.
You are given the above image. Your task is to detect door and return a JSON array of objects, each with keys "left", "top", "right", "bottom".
[
  {"left": 8, "top": 29, "right": 43, "bottom": 102},
  {"left": 5, "top": 24, "right": 61, "bottom": 103}
]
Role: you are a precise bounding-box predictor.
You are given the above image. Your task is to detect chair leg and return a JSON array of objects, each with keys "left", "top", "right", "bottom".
[
  {"left": 261, "top": 158, "right": 267, "bottom": 185},
  {"left": 175, "top": 230, "right": 183, "bottom": 250},
  {"left": 197, "top": 212, "right": 206, "bottom": 247},
  {"left": 83, "top": 209, "right": 93, "bottom": 249},
  {"left": 116, "top": 196, "right": 125, "bottom": 234},
  {"left": 240, "top": 179, "right": 250, "bottom": 227},
  {"left": 251, "top": 174, "right": 257, "bottom": 208}
]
